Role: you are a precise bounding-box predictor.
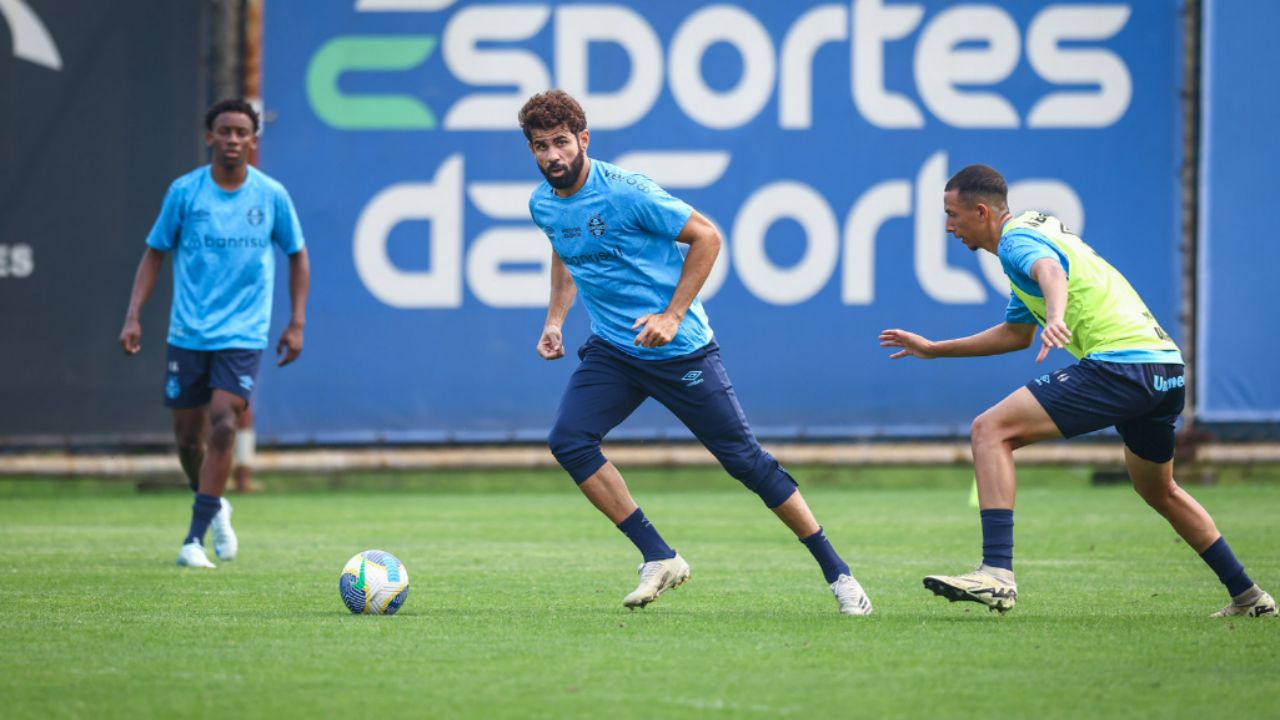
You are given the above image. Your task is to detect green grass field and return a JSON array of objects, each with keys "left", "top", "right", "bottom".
[{"left": 1, "top": 466, "right": 1277, "bottom": 719}]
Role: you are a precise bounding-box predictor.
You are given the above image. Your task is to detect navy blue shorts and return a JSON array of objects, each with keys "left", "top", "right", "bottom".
[
  {"left": 1025, "top": 359, "right": 1185, "bottom": 463},
  {"left": 547, "top": 335, "right": 798, "bottom": 508},
  {"left": 164, "top": 344, "right": 262, "bottom": 409}
]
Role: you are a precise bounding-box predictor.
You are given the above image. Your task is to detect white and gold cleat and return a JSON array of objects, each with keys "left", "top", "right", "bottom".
[
  {"left": 1212, "top": 587, "right": 1276, "bottom": 618},
  {"left": 623, "top": 553, "right": 690, "bottom": 609},
  {"left": 923, "top": 564, "right": 1017, "bottom": 613}
]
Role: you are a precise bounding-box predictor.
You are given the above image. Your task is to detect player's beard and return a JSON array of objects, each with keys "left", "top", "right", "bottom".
[
  {"left": 215, "top": 146, "right": 247, "bottom": 172},
  {"left": 541, "top": 147, "right": 585, "bottom": 190}
]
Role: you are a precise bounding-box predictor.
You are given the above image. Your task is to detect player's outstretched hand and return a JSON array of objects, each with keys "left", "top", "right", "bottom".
[
  {"left": 1036, "top": 319, "right": 1072, "bottom": 363},
  {"left": 120, "top": 318, "right": 142, "bottom": 355},
  {"left": 632, "top": 312, "right": 679, "bottom": 348},
  {"left": 537, "top": 325, "right": 565, "bottom": 360},
  {"left": 276, "top": 323, "right": 304, "bottom": 366},
  {"left": 879, "top": 328, "right": 937, "bottom": 359}
]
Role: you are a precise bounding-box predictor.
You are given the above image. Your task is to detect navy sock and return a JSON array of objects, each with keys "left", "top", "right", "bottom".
[
  {"left": 184, "top": 493, "right": 222, "bottom": 546},
  {"left": 800, "top": 527, "right": 850, "bottom": 584},
  {"left": 980, "top": 508, "right": 1014, "bottom": 571},
  {"left": 1199, "top": 536, "right": 1254, "bottom": 597},
  {"left": 616, "top": 508, "right": 676, "bottom": 562}
]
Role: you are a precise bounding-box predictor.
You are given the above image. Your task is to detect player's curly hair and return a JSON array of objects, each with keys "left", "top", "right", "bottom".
[
  {"left": 518, "top": 90, "right": 587, "bottom": 142},
  {"left": 946, "top": 164, "right": 1008, "bottom": 210},
  {"left": 205, "top": 98, "right": 260, "bottom": 134}
]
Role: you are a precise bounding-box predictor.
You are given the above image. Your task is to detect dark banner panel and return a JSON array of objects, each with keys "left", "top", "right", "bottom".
[
  {"left": 1197, "top": 0, "right": 1280, "bottom": 422},
  {"left": 0, "top": 0, "right": 204, "bottom": 441},
  {"left": 258, "top": 0, "right": 1183, "bottom": 443}
]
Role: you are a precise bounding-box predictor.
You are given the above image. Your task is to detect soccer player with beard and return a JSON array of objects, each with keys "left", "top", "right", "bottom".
[
  {"left": 881, "top": 164, "right": 1274, "bottom": 618},
  {"left": 120, "top": 99, "right": 310, "bottom": 569},
  {"left": 520, "top": 90, "right": 872, "bottom": 615}
]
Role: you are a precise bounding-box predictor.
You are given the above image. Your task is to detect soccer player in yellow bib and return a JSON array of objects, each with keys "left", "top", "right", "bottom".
[{"left": 880, "top": 164, "right": 1274, "bottom": 618}]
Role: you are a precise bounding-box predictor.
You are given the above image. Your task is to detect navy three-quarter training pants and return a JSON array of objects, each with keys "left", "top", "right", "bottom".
[{"left": 547, "top": 335, "right": 798, "bottom": 508}]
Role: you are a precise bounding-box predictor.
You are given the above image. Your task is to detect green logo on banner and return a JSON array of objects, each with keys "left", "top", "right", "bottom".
[{"left": 307, "top": 35, "right": 438, "bottom": 130}]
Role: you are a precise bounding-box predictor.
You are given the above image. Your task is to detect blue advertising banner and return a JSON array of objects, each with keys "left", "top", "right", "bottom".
[
  {"left": 1197, "top": 0, "right": 1280, "bottom": 422},
  {"left": 258, "top": 0, "right": 1182, "bottom": 443}
]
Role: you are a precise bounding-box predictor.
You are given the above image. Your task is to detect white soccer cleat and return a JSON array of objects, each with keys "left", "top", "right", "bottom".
[
  {"left": 177, "top": 540, "right": 216, "bottom": 569},
  {"left": 210, "top": 497, "right": 238, "bottom": 561},
  {"left": 830, "top": 573, "right": 873, "bottom": 616},
  {"left": 622, "top": 553, "right": 691, "bottom": 609},
  {"left": 923, "top": 564, "right": 1017, "bottom": 613},
  {"left": 1212, "top": 588, "right": 1277, "bottom": 618}
]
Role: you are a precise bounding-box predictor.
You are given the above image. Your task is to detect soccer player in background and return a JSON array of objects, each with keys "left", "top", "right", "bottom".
[
  {"left": 232, "top": 406, "right": 263, "bottom": 493},
  {"left": 119, "top": 99, "right": 309, "bottom": 569},
  {"left": 880, "top": 164, "right": 1274, "bottom": 617},
  {"left": 520, "top": 90, "right": 872, "bottom": 615}
]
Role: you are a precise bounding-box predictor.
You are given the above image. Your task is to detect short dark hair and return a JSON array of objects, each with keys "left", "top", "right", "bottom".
[
  {"left": 945, "top": 164, "right": 1008, "bottom": 209},
  {"left": 205, "top": 98, "right": 260, "bottom": 134},
  {"left": 518, "top": 90, "right": 587, "bottom": 142}
]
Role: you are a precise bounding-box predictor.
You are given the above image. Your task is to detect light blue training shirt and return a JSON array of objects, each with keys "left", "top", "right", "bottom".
[
  {"left": 146, "top": 165, "right": 305, "bottom": 351},
  {"left": 529, "top": 159, "right": 712, "bottom": 359}
]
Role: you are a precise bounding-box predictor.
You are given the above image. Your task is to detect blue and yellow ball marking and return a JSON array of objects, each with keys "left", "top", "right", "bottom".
[{"left": 339, "top": 550, "right": 410, "bottom": 615}]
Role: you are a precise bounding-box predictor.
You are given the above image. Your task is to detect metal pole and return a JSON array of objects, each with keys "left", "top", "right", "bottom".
[
  {"left": 1176, "top": 0, "right": 1211, "bottom": 477},
  {"left": 1178, "top": 1, "right": 1201, "bottom": 430},
  {"left": 208, "top": 0, "right": 244, "bottom": 105}
]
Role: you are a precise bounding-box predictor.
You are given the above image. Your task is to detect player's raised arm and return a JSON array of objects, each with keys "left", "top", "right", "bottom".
[
  {"left": 880, "top": 322, "right": 1035, "bottom": 360},
  {"left": 633, "top": 210, "right": 720, "bottom": 349},
  {"left": 119, "top": 248, "right": 167, "bottom": 355},
  {"left": 538, "top": 253, "right": 576, "bottom": 360}
]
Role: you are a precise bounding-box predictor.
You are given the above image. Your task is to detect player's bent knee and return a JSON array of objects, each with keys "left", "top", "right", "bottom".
[
  {"left": 970, "top": 411, "right": 1009, "bottom": 447},
  {"left": 727, "top": 454, "right": 798, "bottom": 508},
  {"left": 547, "top": 425, "right": 606, "bottom": 485},
  {"left": 743, "top": 470, "right": 798, "bottom": 509},
  {"left": 970, "top": 413, "right": 990, "bottom": 441},
  {"left": 207, "top": 415, "right": 237, "bottom": 451},
  {"left": 545, "top": 423, "right": 579, "bottom": 460},
  {"left": 758, "top": 476, "right": 798, "bottom": 508}
]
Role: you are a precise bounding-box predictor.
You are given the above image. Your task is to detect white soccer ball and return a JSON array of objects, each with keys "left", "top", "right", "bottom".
[{"left": 339, "top": 550, "right": 410, "bottom": 615}]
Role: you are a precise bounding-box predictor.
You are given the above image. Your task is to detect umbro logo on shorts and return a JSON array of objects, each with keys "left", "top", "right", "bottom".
[{"left": 681, "top": 371, "right": 704, "bottom": 387}]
